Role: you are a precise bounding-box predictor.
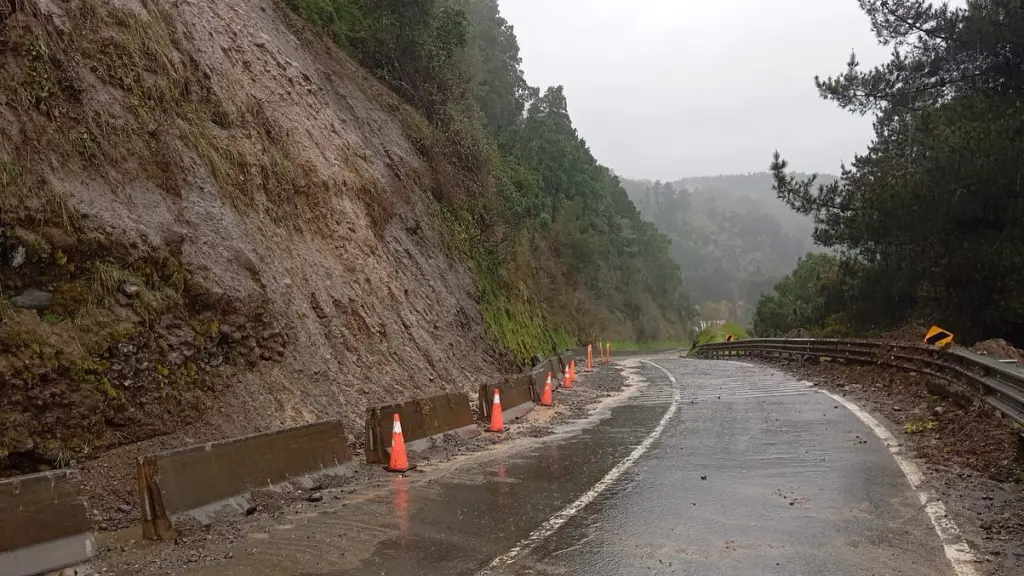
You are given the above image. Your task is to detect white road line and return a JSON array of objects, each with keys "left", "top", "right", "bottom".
[
  {"left": 821, "top": 390, "right": 980, "bottom": 576},
  {"left": 476, "top": 361, "right": 680, "bottom": 574},
  {"left": 679, "top": 387, "right": 815, "bottom": 397}
]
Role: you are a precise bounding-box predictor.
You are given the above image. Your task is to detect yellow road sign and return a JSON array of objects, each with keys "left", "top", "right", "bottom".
[{"left": 924, "top": 325, "right": 954, "bottom": 347}]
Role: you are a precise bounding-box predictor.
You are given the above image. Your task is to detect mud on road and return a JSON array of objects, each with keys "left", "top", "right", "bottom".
[
  {"left": 760, "top": 357, "right": 1024, "bottom": 576},
  {"left": 90, "top": 361, "right": 637, "bottom": 575}
]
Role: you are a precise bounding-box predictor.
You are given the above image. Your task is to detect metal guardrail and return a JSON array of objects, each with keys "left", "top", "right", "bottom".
[{"left": 693, "top": 338, "right": 1024, "bottom": 427}]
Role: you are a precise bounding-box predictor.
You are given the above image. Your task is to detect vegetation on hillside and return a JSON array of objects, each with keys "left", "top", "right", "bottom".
[
  {"left": 758, "top": 0, "right": 1024, "bottom": 344},
  {"left": 622, "top": 174, "right": 833, "bottom": 326},
  {"left": 285, "top": 0, "right": 694, "bottom": 358},
  {"left": 752, "top": 253, "right": 851, "bottom": 337},
  {"left": 690, "top": 323, "right": 749, "bottom": 351}
]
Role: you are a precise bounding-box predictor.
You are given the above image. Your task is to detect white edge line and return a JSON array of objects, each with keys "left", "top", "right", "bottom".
[
  {"left": 820, "top": 390, "right": 980, "bottom": 576},
  {"left": 476, "top": 361, "right": 679, "bottom": 574}
]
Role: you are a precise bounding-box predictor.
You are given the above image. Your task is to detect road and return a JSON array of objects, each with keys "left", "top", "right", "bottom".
[
  {"left": 114, "top": 357, "right": 958, "bottom": 575},
  {"left": 486, "top": 358, "right": 952, "bottom": 576}
]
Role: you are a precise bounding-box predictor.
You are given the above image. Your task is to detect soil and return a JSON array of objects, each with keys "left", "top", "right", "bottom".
[
  {"left": 973, "top": 339, "right": 1023, "bottom": 363},
  {"left": 879, "top": 323, "right": 930, "bottom": 343},
  {"left": 761, "top": 356, "right": 1024, "bottom": 575},
  {"left": 88, "top": 362, "right": 630, "bottom": 575},
  {"left": 1, "top": 0, "right": 514, "bottom": 523}
]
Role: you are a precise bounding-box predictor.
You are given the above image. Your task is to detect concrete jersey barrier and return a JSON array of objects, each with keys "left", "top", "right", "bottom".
[
  {"left": 138, "top": 420, "right": 353, "bottom": 539},
  {"left": 478, "top": 374, "right": 536, "bottom": 422},
  {"left": 0, "top": 469, "right": 94, "bottom": 576},
  {"left": 365, "top": 392, "right": 480, "bottom": 464},
  {"left": 531, "top": 362, "right": 552, "bottom": 397}
]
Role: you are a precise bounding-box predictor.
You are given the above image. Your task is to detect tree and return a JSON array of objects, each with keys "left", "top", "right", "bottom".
[
  {"left": 769, "top": 0, "right": 1024, "bottom": 343},
  {"left": 752, "top": 253, "right": 844, "bottom": 337}
]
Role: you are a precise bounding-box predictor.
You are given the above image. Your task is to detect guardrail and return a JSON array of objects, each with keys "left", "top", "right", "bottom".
[{"left": 693, "top": 338, "right": 1024, "bottom": 427}]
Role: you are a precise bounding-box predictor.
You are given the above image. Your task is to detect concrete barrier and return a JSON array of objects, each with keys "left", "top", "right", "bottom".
[
  {"left": 365, "top": 392, "right": 480, "bottom": 465},
  {"left": 138, "top": 420, "right": 353, "bottom": 539},
  {"left": 531, "top": 363, "right": 552, "bottom": 396},
  {"left": 0, "top": 470, "right": 94, "bottom": 576},
  {"left": 560, "top": 351, "right": 574, "bottom": 371},
  {"left": 478, "top": 375, "right": 537, "bottom": 422},
  {"left": 548, "top": 356, "right": 563, "bottom": 384}
]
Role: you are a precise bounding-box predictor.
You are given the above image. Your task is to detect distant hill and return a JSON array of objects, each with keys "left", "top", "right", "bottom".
[
  {"left": 676, "top": 173, "right": 833, "bottom": 244},
  {"left": 621, "top": 172, "right": 837, "bottom": 324}
]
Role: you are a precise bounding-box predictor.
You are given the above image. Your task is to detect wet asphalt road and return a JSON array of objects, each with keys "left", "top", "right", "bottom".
[
  {"left": 171, "top": 358, "right": 953, "bottom": 576},
  {"left": 318, "top": 389, "right": 671, "bottom": 575},
  {"left": 489, "top": 358, "right": 951, "bottom": 576},
  {"left": 325, "top": 357, "right": 951, "bottom": 576}
]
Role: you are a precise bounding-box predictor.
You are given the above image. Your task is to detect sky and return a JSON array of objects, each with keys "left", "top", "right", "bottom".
[{"left": 500, "top": 0, "right": 893, "bottom": 181}]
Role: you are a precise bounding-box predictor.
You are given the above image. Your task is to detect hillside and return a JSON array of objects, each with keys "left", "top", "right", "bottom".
[
  {"left": 622, "top": 173, "right": 836, "bottom": 324},
  {"left": 0, "top": 0, "right": 511, "bottom": 478},
  {"left": 0, "top": 0, "right": 689, "bottom": 494}
]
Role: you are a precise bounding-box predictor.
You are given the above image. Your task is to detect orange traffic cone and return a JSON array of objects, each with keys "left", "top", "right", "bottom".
[
  {"left": 587, "top": 345, "right": 593, "bottom": 370},
  {"left": 540, "top": 375, "right": 553, "bottom": 406},
  {"left": 488, "top": 388, "right": 504, "bottom": 433},
  {"left": 569, "top": 360, "right": 577, "bottom": 384},
  {"left": 563, "top": 363, "right": 572, "bottom": 389},
  {"left": 385, "top": 413, "right": 415, "bottom": 473}
]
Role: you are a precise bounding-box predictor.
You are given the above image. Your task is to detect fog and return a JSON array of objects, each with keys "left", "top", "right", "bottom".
[{"left": 501, "top": 0, "right": 892, "bottom": 180}]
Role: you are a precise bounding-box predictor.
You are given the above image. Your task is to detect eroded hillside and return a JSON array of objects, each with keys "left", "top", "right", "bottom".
[{"left": 0, "top": 0, "right": 509, "bottom": 475}]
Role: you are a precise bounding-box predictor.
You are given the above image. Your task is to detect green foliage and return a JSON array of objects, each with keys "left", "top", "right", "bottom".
[
  {"left": 550, "top": 329, "right": 576, "bottom": 353},
  {"left": 691, "top": 323, "right": 749, "bottom": 350},
  {"left": 904, "top": 419, "right": 937, "bottom": 434},
  {"left": 752, "top": 253, "right": 844, "bottom": 337},
  {"left": 285, "top": 0, "right": 470, "bottom": 120},
  {"left": 287, "top": 0, "right": 693, "bottom": 361},
  {"left": 610, "top": 340, "right": 689, "bottom": 352},
  {"left": 622, "top": 175, "right": 833, "bottom": 326},
  {"left": 766, "top": 0, "right": 1024, "bottom": 343}
]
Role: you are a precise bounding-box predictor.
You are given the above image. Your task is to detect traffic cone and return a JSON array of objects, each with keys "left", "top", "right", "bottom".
[
  {"left": 385, "top": 413, "right": 415, "bottom": 473},
  {"left": 569, "top": 360, "right": 577, "bottom": 384},
  {"left": 587, "top": 345, "right": 593, "bottom": 370},
  {"left": 563, "top": 363, "right": 572, "bottom": 389},
  {"left": 488, "top": 388, "right": 504, "bottom": 433},
  {"left": 540, "top": 375, "right": 553, "bottom": 406}
]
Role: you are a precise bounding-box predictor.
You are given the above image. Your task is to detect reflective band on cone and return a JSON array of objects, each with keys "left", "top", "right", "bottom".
[
  {"left": 488, "top": 388, "right": 504, "bottom": 433},
  {"left": 540, "top": 376, "right": 553, "bottom": 406},
  {"left": 385, "top": 413, "right": 416, "bottom": 473}
]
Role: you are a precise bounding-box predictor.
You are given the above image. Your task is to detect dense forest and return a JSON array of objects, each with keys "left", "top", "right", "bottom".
[
  {"left": 622, "top": 173, "right": 833, "bottom": 325},
  {"left": 283, "top": 0, "right": 694, "bottom": 355},
  {"left": 754, "top": 0, "right": 1023, "bottom": 344}
]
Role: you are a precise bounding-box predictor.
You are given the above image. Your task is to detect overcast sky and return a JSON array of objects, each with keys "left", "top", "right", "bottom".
[{"left": 501, "top": 0, "right": 892, "bottom": 180}]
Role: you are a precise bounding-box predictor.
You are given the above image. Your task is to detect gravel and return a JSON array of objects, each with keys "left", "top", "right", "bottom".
[{"left": 93, "top": 362, "right": 631, "bottom": 575}]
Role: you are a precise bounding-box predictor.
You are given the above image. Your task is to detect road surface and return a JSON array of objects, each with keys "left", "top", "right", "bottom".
[
  {"left": 118, "top": 357, "right": 958, "bottom": 575},
  {"left": 485, "top": 358, "right": 952, "bottom": 576}
]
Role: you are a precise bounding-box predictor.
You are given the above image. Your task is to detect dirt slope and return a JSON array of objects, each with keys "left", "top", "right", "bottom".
[{"left": 0, "top": 0, "right": 510, "bottom": 486}]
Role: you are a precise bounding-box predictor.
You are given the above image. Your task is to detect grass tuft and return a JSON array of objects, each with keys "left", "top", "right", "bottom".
[
  {"left": 87, "top": 259, "right": 140, "bottom": 299},
  {"left": 691, "top": 323, "right": 749, "bottom": 350},
  {"left": 904, "top": 419, "right": 938, "bottom": 434}
]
